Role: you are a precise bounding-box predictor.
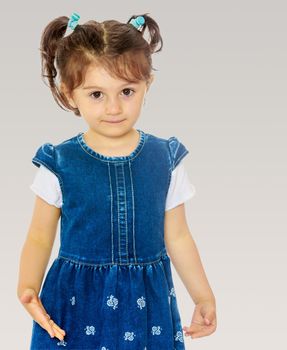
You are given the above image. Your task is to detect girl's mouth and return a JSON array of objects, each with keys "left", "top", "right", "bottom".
[{"left": 104, "top": 119, "right": 125, "bottom": 124}]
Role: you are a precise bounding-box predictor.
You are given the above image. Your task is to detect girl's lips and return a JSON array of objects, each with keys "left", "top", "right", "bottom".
[{"left": 104, "top": 119, "right": 125, "bottom": 123}]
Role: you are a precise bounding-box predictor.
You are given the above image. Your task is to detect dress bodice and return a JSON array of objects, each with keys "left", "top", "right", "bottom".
[{"left": 31, "top": 129, "right": 189, "bottom": 265}]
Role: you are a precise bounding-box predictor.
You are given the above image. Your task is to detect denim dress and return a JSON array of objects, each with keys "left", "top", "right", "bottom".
[{"left": 29, "top": 129, "right": 189, "bottom": 350}]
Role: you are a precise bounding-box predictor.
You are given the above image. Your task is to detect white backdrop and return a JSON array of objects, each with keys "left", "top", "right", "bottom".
[{"left": 1, "top": 0, "right": 286, "bottom": 349}]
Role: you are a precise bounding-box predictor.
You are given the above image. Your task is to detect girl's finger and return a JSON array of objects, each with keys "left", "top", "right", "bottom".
[
  {"left": 190, "top": 328, "right": 214, "bottom": 339},
  {"left": 183, "top": 322, "right": 204, "bottom": 333},
  {"left": 22, "top": 293, "right": 65, "bottom": 340},
  {"left": 50, "top": 319, "right": 66, "bottom": 335},
  {"left": 183, "top": 323, "right": 205, "bottom": 337},
  {"left": 46, "top": 313, "right": 66, "bottom": 335},
  {"left": 43, "top": 320, "right": 64, "bottom": 340},
  {"left": 187, "top": 324, "right": 216, "bottom": 338},
  {"left": 38, "top": 301, "right": 66, "bottom": 336},
  {"left": 37, "top": 317, "right": 55, "bottom": 338},
  {"left": 27, "top": 305, "right": 55, "bottom": 338},
  {"left": 47, "top": 319, "right": 65, "bottom": 340},
  {"left": 38, "top": 313, "right": 63, "bottom": 340}
]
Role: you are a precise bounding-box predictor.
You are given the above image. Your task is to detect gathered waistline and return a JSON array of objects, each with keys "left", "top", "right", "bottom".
[{"left": 57, "top": 252, "right": 169, "bottom": 268}]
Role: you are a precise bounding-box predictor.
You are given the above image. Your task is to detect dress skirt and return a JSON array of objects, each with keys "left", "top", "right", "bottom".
[{"left": 30, "top": 253, "right": 186, "bottom": 350}]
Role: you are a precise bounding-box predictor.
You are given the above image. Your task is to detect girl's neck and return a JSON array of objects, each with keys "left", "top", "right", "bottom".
[{"left": 83, "top": 128, "right": 140, "bottom": 157}]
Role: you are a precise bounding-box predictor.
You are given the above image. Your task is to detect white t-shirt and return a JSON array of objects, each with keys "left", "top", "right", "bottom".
[{"left": 30, "top": 161, "right": 196, "bottom": 211}]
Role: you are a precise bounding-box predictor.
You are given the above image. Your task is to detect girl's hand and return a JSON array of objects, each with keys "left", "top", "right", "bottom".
[
  {"left": 183, "top": 300, "right": 217, "bottom": 339},
  {"left": 19, "top": 288, "right": 66, "bottom": 341}
]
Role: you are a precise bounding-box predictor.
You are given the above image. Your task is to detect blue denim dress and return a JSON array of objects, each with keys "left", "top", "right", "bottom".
[{"left": 29, "top": 129, "right": 189, "bottom": 350}]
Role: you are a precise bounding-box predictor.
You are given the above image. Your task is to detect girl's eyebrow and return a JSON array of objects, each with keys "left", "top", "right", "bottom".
[{"left": 83, "top": 82, "right": 139, "bottom": 90}]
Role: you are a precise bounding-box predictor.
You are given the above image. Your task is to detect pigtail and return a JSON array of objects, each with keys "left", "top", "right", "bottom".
[
  {"left": 39, "top": 16, "right": 77, "bottom": 114},
  {"left": 127, "top": 13, "right": 163, "bottom": 54}
]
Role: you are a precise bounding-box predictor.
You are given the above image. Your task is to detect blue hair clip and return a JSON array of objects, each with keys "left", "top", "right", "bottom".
[
  {"left": 68, "top": 12, "right": 80, "bottom": 30},
  {"left": 129, "top": 16, "right": 145, "bottom": 31},
  {"left": 63, "top": 12, "right": 80, "bottom": 38}
]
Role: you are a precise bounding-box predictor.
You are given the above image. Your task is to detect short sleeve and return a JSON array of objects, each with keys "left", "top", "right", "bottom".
[
  {"left": 32, "top": 143, "right": 57, "bottom": 176},
  {"left": 165, "top": 161, "right": 196, "bottom": 211},
  {"left": 167, "top": 136, "right": 189, "bottom": 171},
  {"left": 30, "top": 165, "right": 63, "bottom": 208}
]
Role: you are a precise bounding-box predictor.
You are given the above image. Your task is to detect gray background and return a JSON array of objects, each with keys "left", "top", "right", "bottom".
[{"left": 1, "top": 1, "right": 286, "bottom": 349}]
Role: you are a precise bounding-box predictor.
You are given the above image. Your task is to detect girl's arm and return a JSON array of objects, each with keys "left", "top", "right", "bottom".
[
  {"left": 164, "top": 203, "right": 215, "bottom": 305},
  {"left": 17, "top": 195, "right": 60, "bottom": 298},
  {"left": 164, "top": 203, "right": 217, "bottom": 339},
  {"left": 17, "top": 195, "right": 66, "bottom": 340}
]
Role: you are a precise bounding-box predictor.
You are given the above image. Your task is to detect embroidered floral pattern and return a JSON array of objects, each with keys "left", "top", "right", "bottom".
[
  {"left": 107, "top": 294, "right": 118, "bottom": 310},
  {"left": 137, "top": 296, "right": 146, "bottom": 309},
  {"left": 170, "top": 287, "right": 176, "bottom": 297},
  {"left": 54, "top": 285, "right": 181, "bottom": 346},
  {"left": 57, "top": 339, "right": 67, "bottom": 347},
  {"left": 124, "top": 331, "right": 136, "bottom": 341},
  {"left": 84, "top": 325, "right": 96, "bottom": 335},
  {"left": 151, "top": 326, "right": 162, "bottom": 335},
  {"left": 174, "top": 330, "right": 184, "bottom": 342}
]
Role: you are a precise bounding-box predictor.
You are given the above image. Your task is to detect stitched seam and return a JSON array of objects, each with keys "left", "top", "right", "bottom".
[
  {"left": 174, "top": 149, "right": 189, "bottom": 168},
  {"left": 115, "top": 164, "right": 121, "bottom": 264},
  {"left": 76, "top": 131, "right": 146, "bottom": 163},
  {"left": 129, "top": 161, "right": 137, "bottom": 263},
  {"left": 57, "top": 254, "right": 168, "bottom": 267},
  {"left": 174, "top": 139, "right": 180, "bottom": 161},
  {"left": 108, "top": 162, "right": 114, "bottom": 264},
  {"left": 122, "top": 163, "right": 129, "bottom": 262}
]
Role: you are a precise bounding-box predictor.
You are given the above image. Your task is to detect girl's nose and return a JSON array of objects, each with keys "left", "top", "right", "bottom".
[{"left": 106, "top": 98, "right": 122, "bottom": 115}]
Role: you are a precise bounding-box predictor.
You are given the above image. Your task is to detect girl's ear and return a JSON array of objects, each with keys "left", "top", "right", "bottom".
[{"left": 60, "top": 83, "right": 77, "bottom": 109}]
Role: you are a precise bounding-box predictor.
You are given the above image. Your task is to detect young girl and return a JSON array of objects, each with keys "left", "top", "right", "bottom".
[{"left": 17, "top": 12, "right": 217, "bottom": 349}]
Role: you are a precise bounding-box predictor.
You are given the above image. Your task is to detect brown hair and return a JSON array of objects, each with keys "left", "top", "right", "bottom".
[{"left": 39, "top": 13, "right": 163, "bottom": 116}]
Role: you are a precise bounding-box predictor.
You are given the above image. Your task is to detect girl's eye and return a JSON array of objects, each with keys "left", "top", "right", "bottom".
[
  {"left": 90, "top": 88, "right": 135, "bottom": 100},
  {"left": 90, "top": 91, "right": 102, "bottom": 99},
  {"left": 122, "top": 88, "right": 135, "bottom": 97}
]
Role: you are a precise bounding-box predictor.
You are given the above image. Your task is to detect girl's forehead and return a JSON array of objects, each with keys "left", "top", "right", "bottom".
[
  {"left": 82, "top": 66, "right": 144, "bottom": 90},
  {"left": 85, "top": 66, "right": 129, "bottom": 83},
  {"left": 85, "top": 64, "right": 111, "bottom": 77}
]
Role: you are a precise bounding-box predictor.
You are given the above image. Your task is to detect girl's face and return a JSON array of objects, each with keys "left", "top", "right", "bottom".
[{"left": 61, "top": 64, "right": 153, "bottom": 137}]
